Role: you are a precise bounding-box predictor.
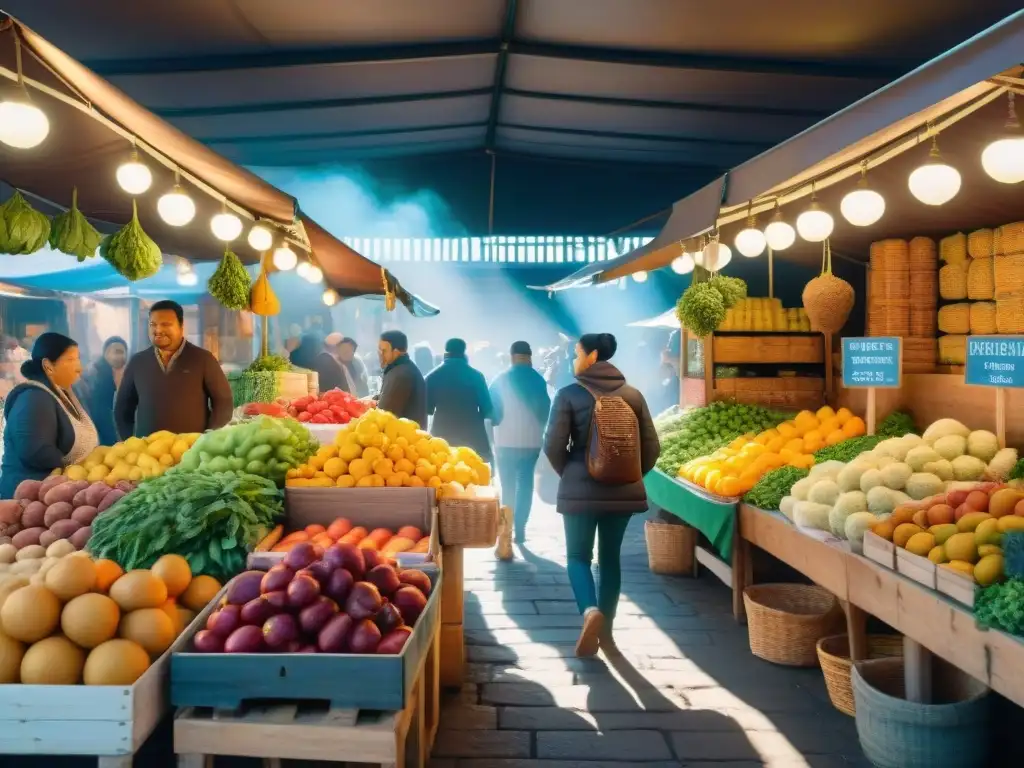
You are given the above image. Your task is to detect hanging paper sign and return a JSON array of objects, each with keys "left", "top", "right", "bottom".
[
  {"left": 965, "top": 336, "right": 1024, "bottom": 388},
  {"left": 842, "top": 337, "right": 901, "bottom": 388}
]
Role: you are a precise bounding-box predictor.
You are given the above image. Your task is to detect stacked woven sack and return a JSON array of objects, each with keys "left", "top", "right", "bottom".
[{"left": 867, "top": 238, "right": 936, "bottom": 372}]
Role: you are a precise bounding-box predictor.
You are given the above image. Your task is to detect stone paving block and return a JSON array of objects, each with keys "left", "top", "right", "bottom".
[
  {"left": 669, "top": 728, "right": 833, "bottom": 762},
  {"left": 432, "top": 729, "right": 532, "bottom": 758},
  {"left": 574, "top": 665, "right": 719, "bottom": 689},
  {"left": 684, "top": 685, "right": 824, "bottom": 714},
  {"left": 436, "top": 703, "right": 499, "bottom": 729},
  {"left": 468, "top": 587, "right": 578, "bottom": 601},
  {"left": 465, "top": 614, "right": 584, "bottom": 630},
  {"left": 481, "top": 682, "right": 686, "bottom": 711},
  {"left": 465, "top": 600, "right": 540, "bottom": 615},
  {"left": 466, "top": 627, "right": 716, "bottom": 647},
  {"left": 499, "top": 706, "right": 703, "bottom": 731},
  {"left": 537, "top": 730, "right": 673, "bottom": 761},
  {"left": 455, "top": 761, "right": 683, "bottom": 768}
]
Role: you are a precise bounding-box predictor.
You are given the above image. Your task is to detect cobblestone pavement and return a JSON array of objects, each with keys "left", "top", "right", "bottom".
[{"left": 431, "top": 503, "right": 869, "bottom": 768}]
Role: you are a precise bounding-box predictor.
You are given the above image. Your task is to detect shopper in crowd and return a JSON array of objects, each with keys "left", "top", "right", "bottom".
[
  {"left": 290, "top": 332, "right": 345, "bottom": 394},
  {"left": 412, "top": 343, "right": 436, "bottom": 376},
  {"left": 425, "top": 338, "right": 493, "bottom": 461},
  {"left": 76, "top": 336, "right": 129, "bottom": 446},
  {"left": 376, "top": 330, "right": 427, "bottom": 425},
  {"left": 325, "top": 332, "right": 369, "bottom": 397},
  {"left": 544, "top": 332, "right": 660, "bottom": 657},
  {"left": 115, "top": 300, "right": 233, "bottom": 438},
  {"left": 0, "top": 333, "right": 98, "bottom": 497},
  {"left": 489, "top": 341, "right": 551, "bottom": 542}
]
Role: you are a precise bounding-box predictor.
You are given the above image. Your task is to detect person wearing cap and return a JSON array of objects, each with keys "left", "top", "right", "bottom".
[
  {"left": 376, "top": 330, "right": 427, "bottom": 425},
  {"left": 326, "top": 333, "right": 369, "bottom": 398},
  {"left": 489, "top": 341, "right": 551, "bottom": 543},
  {"left": 425, "top": 338, "right": 493, "bottom": 461}
]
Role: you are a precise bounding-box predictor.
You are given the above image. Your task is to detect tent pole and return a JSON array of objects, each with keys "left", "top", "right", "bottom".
[{"left": 768, "top": 247, "right": 774, "bottom": 299}]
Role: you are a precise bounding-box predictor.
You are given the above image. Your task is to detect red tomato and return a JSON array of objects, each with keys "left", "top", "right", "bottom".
[
  {"left": 297, "top": 411, "right": 312, "bottom": 422},
  {"left": 293, "top": 396, "right": 312, "bottom": 409},
  {"left": 311, "top": 413, "right": 330, "bottom": 423}
]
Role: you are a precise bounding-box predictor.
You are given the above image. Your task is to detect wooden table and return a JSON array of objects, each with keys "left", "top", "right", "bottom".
[{"left": 734, "top": 503, "right": 1024, "bottom": 709}]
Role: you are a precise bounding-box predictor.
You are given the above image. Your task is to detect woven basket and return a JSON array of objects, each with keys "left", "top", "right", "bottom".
[
  {"left": 743, "top": 584, "right": 842, "bottom": 667},
  {"left": 645, "top": 519, "right": 696, "bottom": 575},
  {"left": 438, "top": 496, "right": 500, "bottom": 547},
  {"left": 817, "top": 634, "right": 904, "bottom": 716},
  {"left": 970, "top": 302, "right": 997, "bottom": 335},
  {"left": 870, "top": 239, "right": 909, "bottom": 269},
  {"left": 852, "top": 657, "right": 991, "bottom": 768},
  {"left": 908, "top": 236, "right": 937, "bottom": 266},
  {"left": 938, "top": 263, "right": 968, "bottom": 300},
  {"left": 902, "top": 338, "right": 937, "bottom": 372},
  {"left": 993, "top": 253, "right": 1024, "bottom": 298},
  {"left": 870, "top": 303, "right": 910, "bottom": 336},
  {"left": 966, "top": 256, "right": 995, "bottom": 299},
  {"left": 938, "top": 335, "right": 967, "bottom": 365},
  {"left": 996, "top": 297, "right": 1024, "bottom": 334},
  {"left": 967, "top": 228, "right": 994, "bottom": 259},
  {"left": 937, "top": 304, "right": 970, "bottom": 335},
  {"left": 993, "top": 226, "right": 1004, "bottom": 255},
  {"left": 909, "top": 309, "right": 936, "bottom": 338},
  {"left": 1001, "top": 221, "right": 1024, "bottom": 254},
  {"left": 939, "top": 232, "right": 968, "bottom": 264}
]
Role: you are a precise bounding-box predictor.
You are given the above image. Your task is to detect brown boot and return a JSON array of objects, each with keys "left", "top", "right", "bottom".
[{"left": 575, "top": 608, "right": 604, "bottom": 658}]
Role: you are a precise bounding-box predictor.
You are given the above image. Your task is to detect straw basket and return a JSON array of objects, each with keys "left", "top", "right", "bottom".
[
  {"left": 939, "top": 232, "right": 968, "bottom": 264},
  {"left": 438, "top": 496, "right": 500, "bottom": 547},
  {"left": 938, "top": 335, "right": 966, "bottom": 365},
  {"left": 816, "top": 634, "right": 903, "bottom": 716},
  {"left": 742, "top": 584, "right": 842, "bottom": 667},
  {"left": 908, "top": 236, "right": 937, "bottom": 267},
  {"left": 902, "top": 338, "right": 936, "bottom": 373},
  {"left": 645, "top": 519, "right": 696, "bottom": 575},
  {"left": 993, "top": 253, "right": 1024, "bottom": 298},
  {"left": 869, "top": 301, "right": 910, "bottom": 336},
  {"left": 966, "top": 257, "right": 994, "bottom": 300},
  {"left": 909, "top": 309, "right": 936, "bottom": 339},
  {"left": 937, "top": 304, "right": 970, "bottom": 335},
  {"left": 993, "top": 226, "right": 1004, "bottom": 255},
  {"left": 938, "top": 263, "right": 968, "bottom": 300},
  {"left": 967, "top": 228, "right": 994, "bottom": 259},
  {"left": 1001, "top": 221, "right": 1024, "bottom": 254},
  {"left": 996, "top": 298, "right": 1024, "bottom": 334},
  {"left": 970, "top": 302, "right": 997, "bottom": 335}
]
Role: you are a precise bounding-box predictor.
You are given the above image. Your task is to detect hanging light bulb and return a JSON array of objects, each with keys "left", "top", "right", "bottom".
[
  {"left": 734, "top": 204, "right": 767, "bottom": 257},
  {"left": 273, "top": 245, "right": 297, "bottom": 271},
  {"left": 701, "top": 239, "right": 732, "bottom": 271},
  {"left": 210, "top": 210, "right": 243, "bottom": 242},
  {"left": 116, "top": 147, "right": 152, "bottom": 195},
  {"left": 175, "top": 257, "right": 193, "bottom": 275},
  {"left": 796, "top": 187, "right": 834, "bottom": 242},
  {"left": 982, "top": 92, "right": 1024, "bottom": 185},
  {"left": 763, "top": 202, "right": 796, "bottom": 251},
  {"left": 909, "top": 134, "right": 961, "bottom": 205},
  {"left": 841, "top": 165, "right": 886, "bottom": 226},
  {"left": 176, "top": 263, "right": 198, "bottom": 287},
  {"left": 632, "top": 270, "right": 648, "bottom": 283},
  {"left": 0, "top": 39, "right": 49, "bottom": 149},
  {"left": 306, "top": 265, "right": 323, "bottom": 284},
  {"left": 296, "top": 261, "right": 313, "bottom": 280},
  {"left": 671, "top": 250, "right": 695, "bottom": 275},
  {"left": 322, "top": 288, "right": 339, "bottom": 306},
  {"left": 157, "top": 172, "right": 196, "bottom": 227},
  {"left": 247, "top": 224, "right": 273, "bottom": 251}
]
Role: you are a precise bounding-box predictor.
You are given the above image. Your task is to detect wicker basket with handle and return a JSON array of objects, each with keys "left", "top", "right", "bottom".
[
  {"left": 439, "top": 496, "right": 500, "bottom": 547},
  {"left": 743, "top": 584, "right": 843, "bottom": 667}
]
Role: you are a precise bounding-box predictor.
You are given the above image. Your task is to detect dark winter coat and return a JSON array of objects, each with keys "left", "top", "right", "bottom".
[
  {"left": 489, "top": 363, "right": 551, "bottom": 450},
  {"left": 425, "top": 356, "right": 493, "bottom": 461},
  {"left": 377, "top": 354, "right": 427, "bottom": 427},
  {"left": 543, "top": 361, "right": 661, "bottom": 515},
  {"left": 0, "top": 379, "right": 78, "bottom": 497},
  {"left": 76, "top": 360, "right": 119, "bottom": 446},
  {"left": 339, "top": 356, "right": 369, "bottom": 398}
]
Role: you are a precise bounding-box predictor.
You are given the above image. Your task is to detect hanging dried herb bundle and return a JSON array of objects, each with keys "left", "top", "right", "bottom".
[
  {"left": 49, "top": 188, "right": 103, "bottom": 261},
  {"left": 676, "top": 282, "right": 726, "bottom": 337},
  {"left": 802, "top": 240, "right": 854, "bottom": 334},
  {"left": 99, "top": 200, "right": 162, "bottom": 281},
  {"left": 0, "top": 189, "right": 51, "bottom": 254},
  {"left": 208, "top": 248, "right": 252, "bottom": 310}
]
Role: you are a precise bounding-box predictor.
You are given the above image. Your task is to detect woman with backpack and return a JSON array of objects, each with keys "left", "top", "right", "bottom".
[{"left": 543, "top": 333, "right": 661, "bottom": 657}]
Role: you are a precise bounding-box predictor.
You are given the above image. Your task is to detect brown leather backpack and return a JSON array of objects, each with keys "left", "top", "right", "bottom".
[{"left": 580, "top": 384, "right": 642, "bottom": 484}]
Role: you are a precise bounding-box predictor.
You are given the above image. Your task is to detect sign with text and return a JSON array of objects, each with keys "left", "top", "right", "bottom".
[
  {"left": 965, "top": 336, "right": 1024, "bottom": 388},
  {"left": 842, "top": 337, "right": 901, "bottom": 388}
]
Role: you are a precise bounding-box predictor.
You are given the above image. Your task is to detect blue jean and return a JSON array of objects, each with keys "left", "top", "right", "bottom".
[
  {"left": 496, "top": 447, "right": 540, "bottom": 541},
  {"left": 563, "top": 513, "right": 632, "bottom": 626}
]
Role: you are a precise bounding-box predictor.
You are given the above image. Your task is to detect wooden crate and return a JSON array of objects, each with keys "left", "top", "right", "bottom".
[
  {"left": 175, "top": 623, "right": 440, "bottom": 768},
  {"left": 440, "top": 623, "right": 465, "bottom": 688},
  {"left": 712, "top": 333, "right": 824, "bottom": 364},
  {"left": 936, "top": 566, "right": 976, "bottom": 608},
  {"left": 863, "top": 532, "right": 896, "bottom": 570},
  {"left": 896, "top": 547, "right": 938, "bottom": 590}
]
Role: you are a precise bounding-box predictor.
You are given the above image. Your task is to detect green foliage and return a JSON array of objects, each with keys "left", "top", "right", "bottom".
[
  {"left": 99, "top": 200, "right": 162, "bottom": 281},
  {"left": 0, "top": 189, "right": 50, "bottom": 254},
  {"left": 744, "top": 466, "right": 809, "bottom": 510},
  {"left": 49, "top": 188, "right": 102, "bottom": 261},
  {"left": 1008, "top": 458, "right": 1024, "bottom": 481},
  {"left": 707, "top": 275, "right": 747, "bottom": 309},
  {"left": 88, "top": 471, "right": 283, "bottom": 581},
  {"left": 875, "top": 410, "right": 916, "bottom": 439},
  {"left": 974, "top": 578, "right": 1024, "bottom": 637},
  {"left": 1003, "top": 532, "right": 1024, "bottom": 580},
  {"left": 812, "top": 435, "right": 883, "bottom": 464},
  {"left": 676, "top": 282, "right": 726, "bottom": 337},
  {"left": 246, "top": 355, "right": 292, "bottom": 374},
  {"left": 208, "top": 249, "right": 252, "bottom": 310}
]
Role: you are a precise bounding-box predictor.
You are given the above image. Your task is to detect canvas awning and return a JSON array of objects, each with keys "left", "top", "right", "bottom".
[
  {"left": 545, "top": 10, "right": 1024, "bottom": 286},
  {"left": 0, "top": 17, "right": 436, "bottom": 315},
  {"left": 627, "top": 308, "right": 680, "bottom": 329}
]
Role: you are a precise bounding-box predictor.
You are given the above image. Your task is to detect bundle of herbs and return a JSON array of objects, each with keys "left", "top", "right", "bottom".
[
  {"left": 49, "top": 188, "right": 102, "bottom": 261},
  {"left": 0, "top": 189, "right": 51, "bottom": 254},
  {"left": 208, "top": 249, "right": 252, "bottom": 310},
  {"left": 99, "top": 200, "right": 162, "bottom": 280}
]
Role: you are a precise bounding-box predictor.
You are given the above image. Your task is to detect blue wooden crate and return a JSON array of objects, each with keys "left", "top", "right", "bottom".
[{"left": 171, "top": 569, "right": 441, "bottom": 711}]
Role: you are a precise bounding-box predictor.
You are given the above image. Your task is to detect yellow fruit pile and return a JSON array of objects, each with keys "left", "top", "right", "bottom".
[
  {"left": 63, "top": 431, "right": 201, "bottom": 486},
  {"left": 0, "top": 553, "right": 220, "bottom": 685},
  {"left": 719, "top": 297, "right": 812, "bottom": 332},
  {"left": 679, "top": 406, "right": 866, "bottom": 497},
  {"left": 286, "top": 409, "right": 491, "bottom": 495}
]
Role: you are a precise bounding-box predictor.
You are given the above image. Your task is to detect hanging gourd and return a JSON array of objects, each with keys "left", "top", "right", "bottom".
[
  {"left": 208, "top": 248, "right": 252, "bottom": 310},
  {"left": 99, "top": 200, "right": 162, "bottom": 281},
  {"left": 0, "top": 189, "right": 51, "bottom": 255},
  {"left": 250, "top": 265, "right": 281, "bottom": 316},
  {"left": 49, "top": 188, "right": 102, "bottom": 261},
  {"left": 802, "top": 239, "right": 854, "bottom": 334}
]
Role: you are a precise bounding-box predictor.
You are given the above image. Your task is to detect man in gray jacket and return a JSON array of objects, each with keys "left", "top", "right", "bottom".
[
  {"left": 375, "top": 330, "right": 427, "bottom": 426},
  {"left": 489, "top": 341, "right": 551, "bottom": 543}
]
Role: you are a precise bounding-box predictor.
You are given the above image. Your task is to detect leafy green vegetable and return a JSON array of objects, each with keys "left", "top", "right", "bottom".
[
  {"left": 974, "top": 578, "right": 1024, "bottom": 637},
  {"left": 812, "top": 435, "right": 883, "bottom": 464},
  {"left": 1008, "top": 458, "right": 1024, "bottom": 481},
  {"left": 676, "top": 282, "right": 726, "bottom": 337},
  {"left": 875, "top": 410, "right": 916, "bottom": 439},
  {"left": 744, "top": 465, "right": 809, "bottom": 510},
  {"left": 99, "top": 200, "right": 162, "bottom": 281},
  {"left": 1003, "top": 532, "right": 1024, "bottom": 580},
  {"left": 208, "top": 249, "right": 252, "bottom": 310},
  {"left": 246, "top": 355, "right": 292, "bottom": 373},
  {"left": 49, "top": 188, "right": 102, "bottom": 261},
  {"left": 707, "top": 275, "right": 747, "bottom": 309},
  {"left": 228, "top": 371, "right": 277, "bottom": 407},
  {"left": 0, "top": 189, "right": 50, "bottom": 254},
  {"left": 88, "top": 471, "right": 283, "bottom": 581}
]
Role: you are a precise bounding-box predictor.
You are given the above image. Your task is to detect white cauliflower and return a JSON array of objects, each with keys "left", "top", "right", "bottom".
[
  {"left": 880, "top": 462, "right": 912, "bottom": 490},
  {"left": 951, "top": 454, "right": 987, "bottom": 482},
  {"left": 933, "top": 434, "right": 967, "bottom": 461},
  {"left": 986, "top": 447, "right": 1019, "bottom": 482},
  {"left": 779, "top": 495, "right": 797, "bottom": 521},
  {"left": 809, "top": 460, "right": 846, "bottom": 480},
  {"left": 860, "top": 468, "right": 884, "bottom": 493},
  {"left": 866, "top": 486, "right": 911, "bottom": 515},
  {"left": 967, "top": 430, "right": 1000, "bottom": 463},
  {"left": 837, "top": 462, "right": 868, "bottom": 492},
  {"left": 829, "top": 491, "right": 868, "bottom": 537},
  {"left": 790, "top": 477, "right": 815, "bottom": 501},
  {"left": 808, "top": 478, "right": 841, "bottom": 506},
  {"left": 793, "top": 501, "right": 832, "bottom": 530},
  {"left": 923, "top": 459, "right": 954, "bottom": 482},
  {"left": 904, "top": 472, "right": 944, "bottom": 500},
  {"left": 922, "top": 418, "right": 970, "bottom": 444},
  {"left": 906, "top": 445, "right": 942, "bottom": 472},
  {"left": 844, "top": 511, "right": 879, "bottom": 552}
]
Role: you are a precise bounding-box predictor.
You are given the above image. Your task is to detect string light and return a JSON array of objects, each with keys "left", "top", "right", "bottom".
[
  {"left": 247, "top": 224, "right": 273, "bottom": 251},
  {"left": 322, "top": 288, "right": 339, "bottom": 306},
  {"left": 272, "top": 245, "right": 297, "bottom": 271},
  {"left": 982, "top": 92, "right": 1024, "bottom": 185},
  {"left": 734, "top": 204, "right": 766, "bottom": 257},
  {"left": 0, "top": 39, "right": 49, "bottom": 149},
  {"left": 210, "top": 210, "right": 243, "bottom": 242},
  {"left": 699, "top": 239, "right": 732, "bottom": 271},
  {"left": 157, "top": 172, "right": 196, "bottom": 227},
  {"left": 632, "top": 271, "right": 648, "bottom": 283},
  {"left": 909, "top": 134, "right": 961, "bottom": 206},
  {"left": 763, "top": 202, "right": 796, "bottom": 251},
  {"left": 840, "top": 165, "right": 886, "bottom": 226},
  {"left": 671, "top": 251, "right": 695, "bottom": 275},
  {"left": 115, "top": 148, "right": 152, "bottom": 195},
  {"left": 296, "top": 261, "right": 313, "bottom": 280},
  {"left": 796, "top": 187, "right": 834, "bottom": 242},
  {"left": 306, "top": 265, "right": 323, "bottom": 283}
]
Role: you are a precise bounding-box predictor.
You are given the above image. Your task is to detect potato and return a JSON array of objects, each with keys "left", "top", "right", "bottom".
[
  {"left": 84, "top": 482, "right": 111, "bottom": 509},
  {"left": 37, "top": 475, "right": 69, "bottom": 500},
  {"left": 0, "top": 500, "right": 22, "bottom": 526},
  {"left": 14, "top": 545, "right": 45, "bottom": 561},
  {"left": 0, "top": 537, "right": 11, "bottom": 547},
  {"left": 38, "top": 530, "right": 58, "bottom": 549},
  {"left": 11, "top": 527, "right": 45, "bottom": 549},
  {"left": 38, "top": 558, "right": 58, "bottom": 574},
  {"left": 13, "top": 479, "right": 42, "bottom": 502},
  {"left": 21, "top": 501, "right": 46, "bottom": 529},
  {"left": 43, "top": 502, "right": 73, "bottom": 528},
  {"left": 9, "top": 559, "right": 42, "bottom": 574},
  {"left": 48, "top": 519, "right": 82, "bottom": 541},
  {"left": 0, "top": 564, "right": 8, "bottom": 573},
  {"left": 71, "top": 506, "right": 99, "bottom": 527},
  {"left": 42, "top": 483, "right": 78, "bottom": 507},
  {"left": 97, "top": 490, "right": 125, "bottom": 513},
  {"left": 0, "top": 544, "right": 15, "bottom": 564},
  {"left": 5, "top": 524, "right": 20, "bottom": 537},
  {"left": 45, "top": 539, "right": 75, "bottom": 559},
  {"left": 69, "top": 526, "right": 91, "bottom": 551},
  {"left": 72, "top": 487, "right": 91, "bottom": 507}
]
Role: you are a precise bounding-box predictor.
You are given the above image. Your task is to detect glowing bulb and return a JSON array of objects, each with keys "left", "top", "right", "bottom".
[
  {"left": 734, "top": 226, "right": 766, "bottom": 258},
  {"left": 908, "top": 138, "right": 961, "bottom": 206},
  {"left": 322, "top": 288, "right": 339, "bottom": 306},
  {"left": 632, "top": 270, "right": 648, "bottom": 283},
  {"left": 982, "top": 136, "right": 1024, "bottom": 184},
  {"left": 840, "top": 186, "right": 886, "bottom": 227},
  {"left": 296, "top": 261, "right": 312, "bottom": 280},
  {"left": 157, "top": 185, "right": 196, "bottom": 226},
  {"left": 116, "top": 151, "right": 152, "bottom": 195},
  {"left": 175, "top": 258, "right": 192, "bottom": 275},
  {"left": 764, "top": 208, "right": 795, "bottom": 251},
  {"left": 247, "top": 224, "right": 273, "bottom": 251},
  {"left": 796, "top": 200, "right": 834, "bottom": 242},
  {"left": 699, "top": 241, "right": 731, "bottom": 271},
  {"left": 210, "top": 211, "right": 243, "bottom": 242},
  {"left": 176, "top": 270, "right": 198, "bottom": 287},
  {"left": 306, "top": 265, "right": 323, "bottom": 283},
  {"left": 273, "top": 245, "right": 297, "bottom": 271},
  {"left": 671, "top": 252, "right": 694, "bottom": 275},
  {"left": 0, "top": 99, "right": 49, "bottom": 149}
]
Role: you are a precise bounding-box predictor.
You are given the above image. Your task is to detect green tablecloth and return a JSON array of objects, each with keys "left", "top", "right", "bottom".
[{"left": 645, "top": 469, "right": 736, "bottom": 562}]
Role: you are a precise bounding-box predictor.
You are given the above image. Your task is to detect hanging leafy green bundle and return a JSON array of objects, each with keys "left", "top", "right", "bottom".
[
  {"left": 99, "top": 200, "right": 162, "bottom": 281},
  {"left": 208, "top": 249, "right": 252, "bottom": 310},
  {"left": 0, "top": 189, "right": 51, "bottom": 254},
  {"left": 676, "top": 282, "right": 726, "bottom": 337},
  {"left": 708, "top": 275, "right": 748, "bottom": 308},
  {"left": 49, "top": 188, "right": 103, "bottom": 261}
]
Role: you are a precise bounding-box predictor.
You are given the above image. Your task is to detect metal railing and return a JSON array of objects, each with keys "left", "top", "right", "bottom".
[{"left": 339, "top": 235, "right": 654, "bottom": 265}]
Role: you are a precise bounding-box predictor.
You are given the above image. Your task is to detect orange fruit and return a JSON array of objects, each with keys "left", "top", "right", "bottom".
[
  {"left": 843, "top": 416, "right": 866, "bottom": 437},
  {"left": 825, "top": 429, "right": 846, "bottom": 446},
  {"left": 93, "top": 560, "right": 124, "bottom": 594},
  {"left": 718, "top": 477, "right": 742, "bottom": 497}
]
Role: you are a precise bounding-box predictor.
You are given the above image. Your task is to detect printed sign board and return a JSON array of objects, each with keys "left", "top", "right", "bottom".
[
  {"left": 965, "top": 336, "right": 1024, "bottom": 388},
  {"left": 842, "top": 337, "right": 901, "bottom": 388}
]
